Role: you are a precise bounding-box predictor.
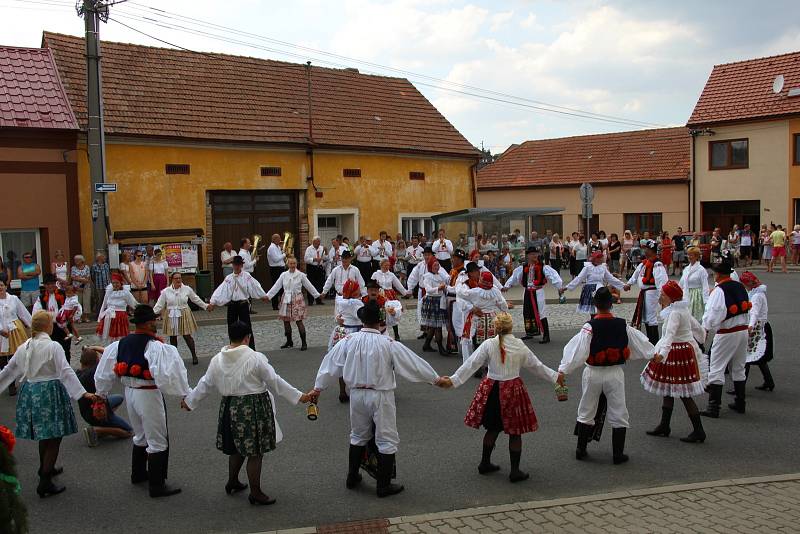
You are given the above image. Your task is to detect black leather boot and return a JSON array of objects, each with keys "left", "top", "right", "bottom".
[
  {"left": 393, "top": 325, "right": 400, "bottom": 341},
  {"left": 700, "top": 384, "right": 722, "bottom": 418},
  {"left": 612, "top": 427, "right": 629, "bottom": 464},
  {"left": 646, "top": 406, "right": 672, "bottom": 437},
  {"left": 754, "top": 362, "right": 775, "bottom": 391},
  {"left": 148, "top": 451, "right": 181, "bottom": 498},
  {"left": 478, "top": 445, "right": 500, "bottom": 474},
  {"left": 728, "top": 380, "right": 746, "bottom": 414},
  {"left": 36, "top": 471, "right": 66, "bottom": 498},
  {"left": 280, "top": 333, "right": 293, "bottom": 349},
  {"left": 508, "top": 450, "right": 529, "bottom": 483},
  {"left": 131, "top": 445, "right": 148, "bottom": 484},
  {"left": 680, "top": 415, "right": 707, "bottom": 443},
  {"left": 422, "top": 331, "right": 435, "bottom": 352},
  {"left": 346, "top": 445, "right": 365, "bottom": 489},
  {"left": 376, "top": 453, "right": 404, "bottom": 498},
  {"left": 538, "top": 318, "right": 550, "bottom": 344},
  {"left": 299, "top": 331, "right": 307, "bottom": 351},
  {"left": 576, "top": 422, "right": 591, "bottom": 460}
]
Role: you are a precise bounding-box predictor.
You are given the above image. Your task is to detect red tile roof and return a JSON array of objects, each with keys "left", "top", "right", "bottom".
[
  {"left": 42, "top": 32, "right": 478, "bottom": 158},
  {"left": 688, "top": 51, "right": 800, "bottom": 126},
  {"left": 477, "top": 127, "right": 689, "bottom": 190},
  {"left": 0, "top": 46, "right": 77, "bottom": 130}
]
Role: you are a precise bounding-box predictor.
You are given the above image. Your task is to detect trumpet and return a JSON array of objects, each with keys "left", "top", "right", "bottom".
[
  {"left": 282, "top": 231, "right": 294, "bottom": 256},
  {"left": 251, "top": 234, "right": 262, "bottom": 262}
]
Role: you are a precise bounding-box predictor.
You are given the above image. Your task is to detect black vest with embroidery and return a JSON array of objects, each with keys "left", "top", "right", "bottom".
[
  {"left": 718, "top": 279, "right": 751, "bottom": 320},
  {"left": 587, "top": 317, "right": 630, "bottom": 366},
  {"left": 522, "top": 262, "right": 545, "bottom": 287},
  {"left": 114, "top": 333, "right": 154, "bottom": 380}
]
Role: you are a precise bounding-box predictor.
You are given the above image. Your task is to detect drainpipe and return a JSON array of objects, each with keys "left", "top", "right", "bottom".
[
  {"left": 470, "top": 160, "right": 478, "bottom": 208},
  {"left": 305, "top": 61, "right": 315, "bottom": 250},
  {"left": 690, "top": 131, "right": 696, "bottom": 231}
]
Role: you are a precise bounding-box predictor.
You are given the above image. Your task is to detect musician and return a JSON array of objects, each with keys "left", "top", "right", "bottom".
[
  {"left": 322, "top": 251, "right": 367, "bottom": 297},
  {"left": 354, "top": 236, "right": 375, "bottom": 282},
  {"left": 406, "top": 236, "right": 424, "bottom": 298},
  {"left": 238, "top": 238, "right": 258, "bottom": 275},
  {"left": 432, "top": 229, "right": 454, "bottom": 272},
  {"left": 267, "top": 234, "right": 287, "bottom": 311},
  {"left": 209, "top": 256, "right": 269, "bottom": 350},
  {"left": 304, "top": 236, "right": 326, "bottom": 306},
  {"left": 370, "top": 231, "right": 393, "bottom": 273}
]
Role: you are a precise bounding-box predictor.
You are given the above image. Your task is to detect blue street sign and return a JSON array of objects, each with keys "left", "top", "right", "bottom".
[{"left": 94, "top": 183, "right": 117, "bottom": 193}]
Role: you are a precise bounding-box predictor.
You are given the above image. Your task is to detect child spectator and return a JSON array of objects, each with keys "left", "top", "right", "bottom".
[
  {"left": 56, "top": 284, "right": 83, "bottom": 343},
  {"left": 76, "top": 346, "right": 134, "bottom": 447}
]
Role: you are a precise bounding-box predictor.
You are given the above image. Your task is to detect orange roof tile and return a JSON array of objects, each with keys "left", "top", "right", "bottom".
[
  {"left": 687, "top": 50, "right": 800, "bottom": 126},
  {"left": 42, "top": 32, "right": 478, "bottom": 158},
  {"left": 477, "top": 127, "right": 689, "bottom": 190}
]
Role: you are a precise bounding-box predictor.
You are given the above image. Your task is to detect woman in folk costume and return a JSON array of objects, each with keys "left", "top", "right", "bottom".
[
  {"left": 679, "top": 246, "right": 710, "bottom": 325},
  {"left": 438, "top": 313, "right": 564, "bottom": 483},
  {"left": 371, "top": 259, "right": 409, "bottom": 340},
  {"left": 96, "top": 273, "right": 139, "bottom": 342},
  {"left": 183, "top": 321, "right": 311, "bottom": 506},
  {"left": 502, "top": 246, "right": 562, "bottom": 344},
  {"left": 460, "top": 271, "right": 509, "bottom": 348},
  {"left": 561, "top": 251, "right": 624, "bottom": 316},
  {"left": 641, "top": 281, "right": 707, "bottom": 444},
  {"left": 153, "top": 272, "right": 210, "bottom": 365},
  {"left": 420, "top": 257, "right": 450, "bottom": 355},
  {"left": 0, "top": 311, "right": 98, "bottom": 497},
  {"left": 329, "top": 279, "right": 364, "bottom": 403},
  {"left": 362, "top": 280, "right": 403, "bottom": 339},
  {"left": 625, "top": 240, "right": 669, "bottom": 345},
  {"left": 559, "top": 288, "right": 655, "bottom": 464},
  {"left": 739, "top": 271, "right": 774, "bottom": 392},
  {"left": 266, "top": 257, "right": 320, "bottom": 351},
  {"left": 454, "top": 263, "right": 481, "bottom": 363},
  {"left": 0, "top": 280, "right": 31, "bottom": 396}
]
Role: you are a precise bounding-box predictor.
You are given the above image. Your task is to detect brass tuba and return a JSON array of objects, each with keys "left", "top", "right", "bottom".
[
  {"left": 282, "top": 231, "right": 294, "bottom": 257},
  {"left": 251, "top": 234, "right": 262, "bottom": 262}
]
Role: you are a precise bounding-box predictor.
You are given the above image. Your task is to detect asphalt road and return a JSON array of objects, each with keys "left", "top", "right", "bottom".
[{"left": 3, "top": 272, "right": 799, "bottom": 534}]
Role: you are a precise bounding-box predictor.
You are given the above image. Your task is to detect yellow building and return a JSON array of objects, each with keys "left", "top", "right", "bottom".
[
  {"left": 44, "top": 32, "right": 478, "bottom": 283},
  {"left": 687, "top": 50, "right": 800, "bottom": 233},
  {"left": 476, "top": 128, "right": 690, "bottom": 237}
]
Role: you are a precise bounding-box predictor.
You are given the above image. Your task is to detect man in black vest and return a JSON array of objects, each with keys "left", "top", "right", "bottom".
[{"left": 558, "top": 288, "right": 656, "bottom": 464}]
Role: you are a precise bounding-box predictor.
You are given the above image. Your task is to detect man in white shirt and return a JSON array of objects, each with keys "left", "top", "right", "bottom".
[
  {"left": 238, "top": 238, "right": 258, "bottom": 275},
  {"left": 370, "top": 231, "right": 393, "bottom": 272},
  {"left": 322, "top": 251, "right": 367, "bottom": 297},
  {"left": 304, "top": 236, "right": 327, "bottom": 306},
  {"left": 354, "top": 236, "right": 375, "bottom": 283},
  {"left": 267, "top": 233, "right": 287, "bottom": 311},
  {"left": 432, "top": 229, "right": 454, "bottom": 272},
  {"left": 405, "top": 237, "right": 424, "bottom": 296},
  {"left": 220, "top": 242, "right": 237, "bottom": 278},
  {"left": 209, "top": 256, "right": 270, "bottom": 349}
]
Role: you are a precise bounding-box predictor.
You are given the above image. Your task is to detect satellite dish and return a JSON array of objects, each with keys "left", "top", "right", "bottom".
[{"left": 773, "top": 74, "right": 785, "bottom": 94}]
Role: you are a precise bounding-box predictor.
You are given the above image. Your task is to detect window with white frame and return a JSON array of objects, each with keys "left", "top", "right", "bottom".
[{"left": 401, "top": 217, "right": 435, "bottom": 241}]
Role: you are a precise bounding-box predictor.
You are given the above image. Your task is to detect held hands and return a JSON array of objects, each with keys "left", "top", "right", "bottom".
[
  {"left": 748, "top": 326, "right": 753, "bottom": 334},
  {"left": 500, "top": 287, "right": 509, "bottom": 293},
  {"left": 435, "top": 376, "right": 453, "bottom": 389},
  {"left": 206, "top": 304, "right": 215, "bottom": 312},
  {"left": 387, "top": 307, "right": 396, "bottom": 316},
  {"left": 180, "top": 399, "right": 191, "bottom": 411},
  {"left": 299, "top": 393, "right": 313, "bottom": 404},
  {"left": 0, "top": 330, "right": 8, "bottom": 338},
  {"left": 623, "top": 284, "right": 631, "bottom": 292},
  {"left": 652, "top": 354, "right": 664, "bottom": 363},
  {"left": 305, "top": 389, "right": 321, "bottom": 403},
  {"left": 336, "top": 315, "right": 345, "bottom": 326},
  {"left": 556, "top": 372, "right": 566, "bottom": 387}
]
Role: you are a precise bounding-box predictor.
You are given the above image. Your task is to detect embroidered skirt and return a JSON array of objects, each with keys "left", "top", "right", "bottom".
[
  {"left": 96, "top": 310, "right": 129, "bottom": 340},
  {"left": 1, "top": 319, "right": 29, "bottom": 356},
  {"left": 217, "top": 392, "right": 277, "bottom": 456},
  {"left": 328, "top": 324, "right": 361, "bottom": 351},
  {"left": 420, "top": 296, "right": 447, "bottom": 327},
  {"left": 746, "top": 321, "right": 772, "bottom": 364},
  {"left": 687, "top": 287, "right": 705, "bottom": 323},
  {"left": 278, "top": 293, "right": 308, "bottom": 322},
  {"left": 640, "top": 342, "right": 704, "bottom": 398},
  {"left": 148, "top": 273, "right": 168, "bottom": 301},
  {"left": 474, "top": 312, "right": 497, "bottom": 346},
  {"left": 162, "top": 310, "right": 198, "bottom": 336},
  {"left": 15, "top": 379, "right": 78, "bottom": 440},
  {"left": 577, "top": 283, "right": 597, "bottom": 315},
  {"left": 464, "top": 377, "right": 539, "bottom": 435}
]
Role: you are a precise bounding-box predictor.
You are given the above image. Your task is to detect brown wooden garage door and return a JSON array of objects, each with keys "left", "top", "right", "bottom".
[{"left": 210, "top": 191, "right": 298, "bottom": 286}]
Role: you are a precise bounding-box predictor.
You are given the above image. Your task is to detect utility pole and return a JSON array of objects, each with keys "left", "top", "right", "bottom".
[{"left": 76, "top": 0, "right": 126, "bottom": 256}]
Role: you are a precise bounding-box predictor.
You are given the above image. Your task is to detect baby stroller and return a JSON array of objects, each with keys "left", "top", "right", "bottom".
[{"left": 625, "top": 247, "right": 643, "bottom": 279}]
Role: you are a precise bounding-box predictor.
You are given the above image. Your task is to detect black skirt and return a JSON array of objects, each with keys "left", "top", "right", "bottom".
[{"left": 481, "top": 381, "right": 503, "bottom": 432}]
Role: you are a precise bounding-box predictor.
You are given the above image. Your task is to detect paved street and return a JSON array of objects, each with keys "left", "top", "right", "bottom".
[{"left": 3, "top": 271, "right": 799, "bottom": 533}]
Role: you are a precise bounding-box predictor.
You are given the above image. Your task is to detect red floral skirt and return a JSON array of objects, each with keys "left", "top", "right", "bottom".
[
  {"left": 464, "top": 377, "right": 538, "bottom": 435},
  {"left": 640, "top": 342, "right": 704, "bottom": 398},
  {"left": 96, "top": 310, "right": 130, "bottom": 340}
]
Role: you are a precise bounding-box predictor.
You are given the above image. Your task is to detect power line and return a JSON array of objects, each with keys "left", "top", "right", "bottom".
[{"left": 108, "top": 9, "right": 664, "bottom": 129}]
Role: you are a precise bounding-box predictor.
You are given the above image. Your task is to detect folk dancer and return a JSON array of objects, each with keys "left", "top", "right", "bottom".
[
  {"left": 0, "top": 280, "right": 31, "bottom": 395},
  {"left": 405, "top": 237, "right": 424, "bottom": 297},
  {"left": 438, "top": 313, "right": 565, "bottom": 482},
  {"left": 265, "top": 257, "right": 320, "bottom": 351},
  {"left": 370, "top": 231, "right": 393, "bottom": 274},
  {"left": 460, "top": 272, "right": 509, "bottom": 351},
  {"left": 322, "top": 250, "right": 366, "bottom": 297},
  {"left": 503, "top": 246, "right": 562, "bottom": 344},
  {"left": 679, "top": 246, "right": 710, "bottom": 326},
  {"left": 94, "top": 305, "right": 191, "bottom": 497},
  {"left": 444, "top": 249, "right": 468, "bottom": 353},
  {"left": 329, "top": 279, "right": 364, "bottom": 403},
  {"left": 700, "top": 250, "right": 751, "bottom": 418},
  {"left": 420, "top": 258, "right": 451, "bottom": 355},
  {"left": 624, "top": 240, "right": 669, "bottom": 345},
  {"left": 641, "top": 281, "right": 707, "bottom": 444},
  {"left": 309, "top": 302, "right": 442, "bottom": 498},
  {"left": 561, "top": 251, "right": 624, "bottom": 318},
  {"left": 739, "top": 271, "right": 774, "bottom": 392},
  {"left": 304, "top": 236, "right": 327, "bottom": 306},
  {"left": 369, "top": 266, "right": 407, "bottom": 340},
  {"left": 96, "top": 273, "right": 139, "bottom": 343},
  {"left": 182, "top": 321, "right": 311, "bottom": 506},
  {"left": 432, "top": 229, "right": 454, "bottom": 272},
  {"left": 209, "top": 256, "right": 269, "bottom": 350},
  {"left": 560, "top": 288, "right": 655, "bottom": 464},
  {"left": 266, "top": 234, "right": 287, "bottom": 311},
  {"left": 153, "top": 272, "right": 210, "bottom": 365},
  {"left": 455, "top": 263, "right": 482, "bottom": 363},
  {"left": 407, "top": 246, "right": 446, "bottom": 340},
  {"left": 34, "top": 274, "right": 73, "bottom": 359}
]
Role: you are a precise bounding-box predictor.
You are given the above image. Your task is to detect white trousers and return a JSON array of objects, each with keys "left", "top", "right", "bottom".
[
  {"left": 125, "top": 387, "right": 168, "bottom": 453},
  {"left": 460, "top": 337, "right": 473, "bottom": 364},
  {"left": 577, "top": 366, "right": 629, "bottom": 429},
  {"left": 528, "top": 287, "right": 548, "bottom": 319},
  {"left": 708, "top": 330, "right": 749, "bottom": 385},
  {"left": 643, "top": 288, "right": 659, "bottom": 326},
  {"left": 349, "top": 388, "right": 399, "bottom": 454}
]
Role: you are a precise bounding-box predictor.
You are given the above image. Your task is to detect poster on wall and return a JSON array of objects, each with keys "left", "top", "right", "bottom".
[{"left": 118, "top": 242, "right": 199, "bottom": 273}]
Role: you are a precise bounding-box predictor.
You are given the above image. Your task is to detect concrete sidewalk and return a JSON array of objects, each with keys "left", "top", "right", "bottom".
[{"left": 263, "top": 473, "right": 800, "bottom": 534}]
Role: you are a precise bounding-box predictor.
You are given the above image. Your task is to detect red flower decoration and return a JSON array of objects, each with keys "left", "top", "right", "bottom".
[
  {"left": 0, "top": 425, "right": 15, "bottom": 454},
  {"left": 129, "top": 364, "right": 142, "bottom": 377},
  {"left": 728, "top": 304, "right": 739, "bottom": 315},
  {"left": 595, "top": 350, "right": 607, "bottom": 364},
  {"left": 114, "top": 362, "right": 128, "bottom": 376},
  {"left": 142, "top": 370, "right": 153, "bottom": 380},
  {"left": 607, "top": 349, "right": 620, "bottom": 363},
  {"left": 623, "top": 347, "right": 631, "bottom": 360}
]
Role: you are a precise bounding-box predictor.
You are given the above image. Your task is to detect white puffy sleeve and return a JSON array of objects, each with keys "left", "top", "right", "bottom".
[
  {"left": 184, "top": 361, "right": 216, "bottom": 410},
  {"left": 626, "top": 262, "right": 644, "bottom": 286},
  {"left": 210, "top": 278, "right": 231, "bottom": 306},
  {"left": 146, "top": 341, "right": 191, "bottom": 397},
  {"left": 654, "top": 263, "right": 669, "bottom": 291},
  {"left": 450, "top": 340, "right": 491, "bottom": 387},
  {"left": 544, "top": 265, "right": 563, "bottom": 289},
  {"left": 603, "top": 266, "right": 625, "bottom": 290},
  {"left": 265, "top": 273, "right": 285, "bottom": 299},
  {"left": 503, "top": 266, "right": 523, "bottom": 289},
  {"left": 0, "top": 349, "right": 21, "bottom": 392},
  {"left": 654, "top": 309, "right": 678, "bottom": 357},
  {"left": 390, "top": 341, "right": 439, "bottom": 384},
  {"left": 385, "top": 300, "right": 403, "bottom": 326},
  {"left": 152, "top": 290, "right": 167, "bottom": 315},
  {"left": 493, "top": 288, "right": 509, "bottom": 311},
  {"left": 186, "top": 287, "right": 208, "bottom": 310},
  {"left": 689, "top": 315, "right": 706, "bottom": 344},
  {"left": 565, "top": 265, "right": 589, "bottom": 291},
  {"left": 314, "top": 337, "right": 348, "bottom": 390},
  {"left": 322, "top": 269, "right": 337, "bottom": 295},
  {"left": 407, "top": 263, "right": 421, "bottom": 291},
  {"left": 94, "top": 341, "right": 120, "bottom": 397},
  {"left": 626, "top": 326, "right": 655, "bottom": 361},
  {"left": 702, "top": 288, "right": 726, "bottom": 332},
  {"left": 749, "top": 293, "right": 765, "bottom": 329},
  {"left": 355, "top": 269, "right": 367, "bottom": 296},
  {"left": 245, "top": 274, "right": 268, "bottom": 299},
  {"left": 256, "top": 355, "right": 303, "bottom": 404},
  {"left": 559, "top": 324, "right": 592, "bottom": 375},
  {"left": 301, "top": 273, "right": 320, "bottom": 299},
  {"left": 522, "top": 346, "right": 560, "bottom": 383}
]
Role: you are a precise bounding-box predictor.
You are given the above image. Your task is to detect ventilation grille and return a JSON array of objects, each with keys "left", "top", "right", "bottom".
[
  {"left": 409, "top": 171, "right": 425, "bottom": 180},
  {"left": 260, "top": 166, "right": 282, "bottom": 177},
  {"left": 343, "top": 168, "right": 361, "bottom": 178},
  {"left": 165, "top": 164, "right": 190, "bottom": 175}
]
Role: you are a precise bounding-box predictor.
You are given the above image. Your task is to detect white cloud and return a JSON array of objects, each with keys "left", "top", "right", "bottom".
[
  {"left": 520, "top": 13, "right": 537, "bottom": 29},
  {"left": 490, "top": 11, "right": 514, "bottom": 32}
]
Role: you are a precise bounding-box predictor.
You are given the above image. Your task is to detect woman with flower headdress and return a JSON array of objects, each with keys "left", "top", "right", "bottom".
[
  {"left": 438, "top": 313, "right": 564, "bottom": 483},
  {"left": 420, "top": 257, "right": 451, "bottom": 355},
  {"left": 739, "top": 271, "right": 774, "bottom": 392},
  {"left": 460, "top": 271, "right": 509, "bottom": 349},
  {"left": 96, "top": 273, "right": 138, "bottom": 342}
]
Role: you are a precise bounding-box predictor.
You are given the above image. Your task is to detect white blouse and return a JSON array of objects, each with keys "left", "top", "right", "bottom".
[
  {"left": 335, "top": 296, "right": 364, "bottom": 327},
  {"left": 565, "top": 262, "right": 624, "bottom": 291},
  {"left": 153, "top": 284, "right": 207, "bottom": 313},
  {"left": 748, "top": 285, "right": 768, "bottom": 327},
  {"left": 0, "top": 294, "right": 32, "bottom": 353},
  {"left": 304, "top": 245, "right": 327, "bottom": 266},
  {"left": 99, "top": 288, "right": 138, "bottom": 315},
  {"left": 458, "top": 286, "right": 508, "bottom": 314},
  {"left": 421, "top": 271, "right": 450, "bottom": 296},
  {"left": 266, "top": 270, "right": 320, "bottom": 300},
  {"left": 654, "top": 301, "right": 706, "bottom": 358},
  {"left": 450, "top": 335, "right": 559, "bottom": 387},
  {"left": 322, "top": 265, "right": 366, "bottom": 296},
  {"left": 150, "top": 260, "right": 168, "bottom": 275},
  {"left": 210, "top": 272, "right": 267, "bottom": 304},
  {"left": 371, "top": 270, "right": 408, "bottom": 296},
  {"left": 679, "top": 262, "right": 710, "bottom": 299},
  {"left": 0, "top": 333, "right": 86, "bottom": 399}
]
